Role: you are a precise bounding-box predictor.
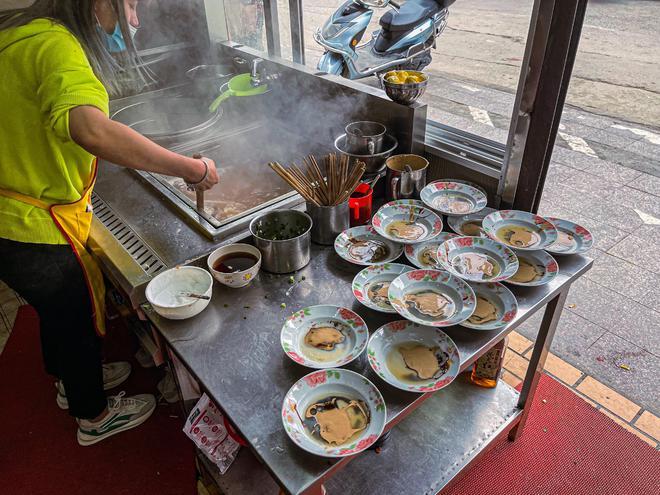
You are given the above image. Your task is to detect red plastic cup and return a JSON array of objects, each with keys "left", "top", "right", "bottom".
[{"left": 349, "top": 183, "right": 373, "bottom": 226}]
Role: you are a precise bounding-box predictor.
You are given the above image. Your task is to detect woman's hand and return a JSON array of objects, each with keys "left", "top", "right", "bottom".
[{"left": 185, "top": 157, "right": 219, "bottom": 191}]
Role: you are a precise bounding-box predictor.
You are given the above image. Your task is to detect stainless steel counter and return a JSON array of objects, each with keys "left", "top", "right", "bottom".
[{"left": 143, "top": 245, "right": 592, "bottom": 494}]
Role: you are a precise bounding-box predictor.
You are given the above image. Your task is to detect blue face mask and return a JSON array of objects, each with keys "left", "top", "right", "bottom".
[{"left": 97, "top": 22, "right": 126, "bottom": 53}]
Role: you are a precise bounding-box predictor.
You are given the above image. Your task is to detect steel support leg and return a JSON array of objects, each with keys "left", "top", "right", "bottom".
[{"left": 509, "top": 288, "right": 569, "bottom": 440}]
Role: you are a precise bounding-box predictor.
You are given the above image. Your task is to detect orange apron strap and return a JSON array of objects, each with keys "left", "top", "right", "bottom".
[{"left": 0, "top": 187, "right": 51, "bottom": 210}]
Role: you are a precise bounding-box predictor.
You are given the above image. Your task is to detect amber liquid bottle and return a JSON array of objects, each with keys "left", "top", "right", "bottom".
[{"left": 470, "top": 337, "right": 508, "bottom": 388}]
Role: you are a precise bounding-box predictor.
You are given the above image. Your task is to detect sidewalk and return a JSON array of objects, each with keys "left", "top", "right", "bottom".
[{"left": 412, "top": 74, "right": 660, "bottom": 420}]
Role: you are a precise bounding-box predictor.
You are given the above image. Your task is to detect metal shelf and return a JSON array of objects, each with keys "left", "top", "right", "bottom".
[
  {"left": 325, "top": 376, "right": 520, "bottom": 495},
  {"left": 197, "top": 375, "right": 520, "bottom": 495}
]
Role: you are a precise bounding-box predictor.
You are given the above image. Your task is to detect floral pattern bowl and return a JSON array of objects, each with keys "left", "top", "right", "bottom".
[
  {"left": 447, "top": 207, "right": 497, "bottom": 237},
  {"left": 461, "top": 282, "right": 518, "bottom": 331},
  {"left": 281, "top": 305, "right": 369, "bottom": 369},
  {"left": 420, "top": 181, "right": 488, "bottom": 216},
  {"left": 381, "top": 199, "right": 426, "bottom": 209},
  {"left": 388, "top": 269, "right": 476, "bottom": 327},
  {"left": 352, "top": 263, "right": 414, "bottom": 313},
  {"left": 404, "top": 233, "right": 458, "bottom": 269},
  {"left": 281, "top": 369, "right": 386, "bottom": 457},
  {"left": 436, "top": 236, "right": 519, "bottom": 283},
  {"left": 545, "top": 217, "right": 594, "bottom": 255},
  {"left": 367, "top": 320, "right": 460, "bottom": 393},
  {"left": 372, "top": 203, "right": 443, "bottom": 245},
  {"left": 334, "top": 225, "right": 403, "bottom": 266},
  {"left": 482, "top": 210, "right": 557, "bottom": 251},
  {"left": 505, "top": 249, "right": 559, "bottom": 287}
]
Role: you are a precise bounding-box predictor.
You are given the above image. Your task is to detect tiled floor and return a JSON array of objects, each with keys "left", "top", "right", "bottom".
[{"left": 0, "top": 281, "right": 24, "bottom": 355}]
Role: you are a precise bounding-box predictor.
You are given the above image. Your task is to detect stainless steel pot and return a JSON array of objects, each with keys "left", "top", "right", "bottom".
[
  {"left": 334, "top": 134, "right": 398, "bottom": 175},
  {"left": 249, "top": 210, "right": 312, "bottom": 274},
  {"left": 345, "top": 121, "right": 386, "bottom": 155},
  {"left": 307, "top": 201, "right": 350, "bottom": 245}
]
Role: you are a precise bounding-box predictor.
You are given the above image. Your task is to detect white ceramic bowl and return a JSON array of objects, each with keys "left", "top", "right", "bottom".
[
  {"left": 145, "top": 266, "right": 213, "bottom": 320},
  {"left": 207, "top": 243, "right": 262, "bottom": 288},
  {"left": 282, "top": 369, "right": 386, "bottom": 457}
]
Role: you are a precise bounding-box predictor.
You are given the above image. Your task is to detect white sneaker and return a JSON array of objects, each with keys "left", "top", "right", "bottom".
[
  {"left": 76, "top": 391, "right": 156, "bottom": 446},
  {"left": 56, "top": 361, "right": 132, "bottom": 409}
]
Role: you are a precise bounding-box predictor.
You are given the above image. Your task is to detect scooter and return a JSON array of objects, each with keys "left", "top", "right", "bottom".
[{"left": 314, "top": 0, "right": 455, "bottom": 79}]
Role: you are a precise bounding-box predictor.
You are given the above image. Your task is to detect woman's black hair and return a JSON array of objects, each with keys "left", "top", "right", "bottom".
[{"left": 0, "top": 0, "right": 149, "bottom": 96}]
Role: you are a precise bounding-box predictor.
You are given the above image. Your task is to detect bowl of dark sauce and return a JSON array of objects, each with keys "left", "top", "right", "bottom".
[{"left": 207, "top": 243, "right": 262, "bottom": 288}]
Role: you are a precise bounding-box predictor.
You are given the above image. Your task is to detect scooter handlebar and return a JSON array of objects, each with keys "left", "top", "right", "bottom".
[{"left": 389, "top": 0, "right": 401, "bottom": 7}]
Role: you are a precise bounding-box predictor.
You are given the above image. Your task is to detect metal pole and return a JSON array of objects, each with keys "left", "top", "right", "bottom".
[
  {"left": 509, "top": 289, "right": 569, "bottom": 440},
  {"left": 289, "top": 0, "right": 305, "bottom": 65},
  {"left": 499, "top": 0, "right": 588, "bottom": 212},
  {"left": 263, "top": 0, "right": 282, "bottom": 57}
]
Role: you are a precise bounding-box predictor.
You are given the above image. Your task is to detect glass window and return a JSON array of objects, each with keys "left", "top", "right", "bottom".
[
  {"left": 223, "top": 0, "right": 267, "bottom": 52},
  {"left": 294, "top": 0, "right": 534, "bottom": 144}
]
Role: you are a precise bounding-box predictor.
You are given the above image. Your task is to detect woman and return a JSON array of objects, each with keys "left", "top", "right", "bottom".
[{"left": 0, "top": 0, "right": 218, "bottom": 446}]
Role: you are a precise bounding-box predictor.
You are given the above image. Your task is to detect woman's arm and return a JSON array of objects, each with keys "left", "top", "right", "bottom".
[{"left": 69, "top": 105, "right": 219, "bottom": 190}]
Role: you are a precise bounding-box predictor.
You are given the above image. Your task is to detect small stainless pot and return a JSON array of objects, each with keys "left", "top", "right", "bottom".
[
  {"left": 345, "top": 121, "right": 387, "bottom": 155},
  {"left": 307, "top": 201, "right": 350, "bottom": 245},
  {"left": 250, "top": 210, "right": 312, "bottom": 274}
]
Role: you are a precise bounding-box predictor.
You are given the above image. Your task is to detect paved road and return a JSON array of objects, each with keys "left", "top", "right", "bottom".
[{"left": 299, "top": 0, "right": 660, "bottom": 128}]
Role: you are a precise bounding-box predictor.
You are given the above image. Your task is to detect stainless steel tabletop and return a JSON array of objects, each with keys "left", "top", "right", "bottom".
[{"left": 143, "top": 245, "right": 592, "bottom": 495}]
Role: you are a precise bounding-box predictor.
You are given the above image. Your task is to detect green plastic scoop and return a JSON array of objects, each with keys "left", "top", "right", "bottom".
[{"left": 208, "top": 73, "right": 268, "bottom": 112}]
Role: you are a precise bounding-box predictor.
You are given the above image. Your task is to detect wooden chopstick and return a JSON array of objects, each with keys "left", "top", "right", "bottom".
[{"left": 270, "top": 153, "right": 366, "bottom": 207}]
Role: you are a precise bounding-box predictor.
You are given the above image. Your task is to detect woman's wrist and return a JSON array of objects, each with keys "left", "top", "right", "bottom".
[{"left": 183, "top": 157, "right": 206, "bottom": 183}]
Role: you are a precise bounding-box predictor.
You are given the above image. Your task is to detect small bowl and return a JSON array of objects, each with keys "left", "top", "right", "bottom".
[
  {"left": 282, "top": 369, "right": 386, "bottom": 457},
  {"left": 482, "top": 210, "right": 558, "bottom": 251},
  {"left": 420, "top": 181, "right": 488, "bottom": 216},
  {"left": 207, "top": 243, "right": 261, "bottom": 288},
  {"left": 545, "top": 217, "right": 594, "bottom": 255},
  {"left": 367, "top": 320, "right": 460, "bottom": 393},
  {"left": 382, "top": 70, "right": 428, "bottom": 105},
  {"left": 436, "top": 236, "right": 519, "bottom": 283},
  {"left": 352, "top": 263, "right": 414, "bottom": 313},
  {"left": 506, "top": 249, "right": 559, "bottom": 287},
  {"left": 461, "top": 282, "right": 518, "bottom": 331},
  {"left": 404, "top": 233, "right": 458, "bottom": 269},
  {"left": 334, "top": 225, "right": 404, "bottom": 266},
  {"left": 372, "top": 202, "right": 443, "bottom": 245},
  {"left": 388, "top": 269, "right": 476, "bottom": 327},
  {"left": 145, "top": 266, "right": 213, "bottom": 320},
  {"left": 447, "top": 207, "right": 497, "bottom": 237},
  {"left": 381, "top": 199, "right": 426, "bottom": 209},
  {"left": 280, "top": 305, "right": 369, "bottom": 368}
]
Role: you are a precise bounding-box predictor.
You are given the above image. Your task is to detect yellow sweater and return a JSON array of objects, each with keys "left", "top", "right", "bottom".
[{"left": 0, "top": 19, "right": 109, "bottom": 244}]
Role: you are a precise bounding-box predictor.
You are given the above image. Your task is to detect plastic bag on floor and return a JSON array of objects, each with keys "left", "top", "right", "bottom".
[{"left": 184, "top": 393, "right": 240, "bottom": 474}]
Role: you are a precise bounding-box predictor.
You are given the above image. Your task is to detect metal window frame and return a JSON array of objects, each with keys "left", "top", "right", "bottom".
[
  {"left": 424, "top": 0, "right": 587, "bottom": 212},
  {"left": 289, "top": 0, "right": 305, "bottom": 65},
  {"left": 263, "top": 0, "right": 282, "bottom": 57}
]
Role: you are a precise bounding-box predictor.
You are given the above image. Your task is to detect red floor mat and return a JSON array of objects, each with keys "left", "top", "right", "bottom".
[
  {"left": 0, "top": 306, "right": 196, "bottom": 495},
  {"left": 442, "top": 373, "right": 659, "bottom": 495}
]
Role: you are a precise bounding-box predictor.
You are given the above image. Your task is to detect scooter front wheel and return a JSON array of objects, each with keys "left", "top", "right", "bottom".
[{"left": 317, "top": 51, "right": 347, "bottom": 77}]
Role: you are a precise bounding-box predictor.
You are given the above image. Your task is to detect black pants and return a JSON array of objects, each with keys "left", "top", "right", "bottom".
[{"left": 0, "top": 237, "right": 106, "bottom": 419}]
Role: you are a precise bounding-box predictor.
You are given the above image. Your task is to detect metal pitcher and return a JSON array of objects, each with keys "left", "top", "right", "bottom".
[
  {"left": 345, "top": 121, "right": 386, "bottom": 155},
  {"left": 386, "top": 154, "right": 429, "bottom": 201}
]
